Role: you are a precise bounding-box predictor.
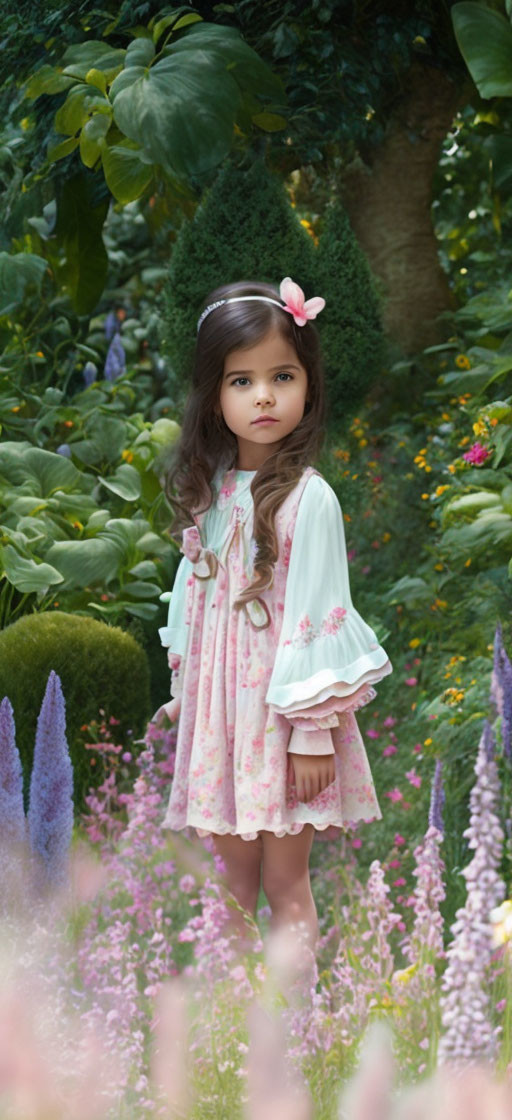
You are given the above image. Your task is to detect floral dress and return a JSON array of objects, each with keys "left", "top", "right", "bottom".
[{"left": 158, "top": 464, "right": 393, "bottom": 843}]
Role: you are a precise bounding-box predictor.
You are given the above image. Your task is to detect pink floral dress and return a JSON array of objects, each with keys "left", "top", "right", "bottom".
[{"left": 158, "top": 465, "right": 393, "bottom": 843}]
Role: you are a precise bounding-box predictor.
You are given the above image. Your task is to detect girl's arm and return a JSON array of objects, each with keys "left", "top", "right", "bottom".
[{"left": 265, "top": 474, "right": 393, "bottom": 756}]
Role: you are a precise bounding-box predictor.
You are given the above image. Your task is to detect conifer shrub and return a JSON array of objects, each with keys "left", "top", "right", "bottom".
[
  {"left": 163, "top": 157, "right": 317, "bottom": 394},
  {"left": 0, "top": 611, "right": 151, "bottom": 813},
  {"left": 315, "top": 201, "right": 385, "bottom": 425}
]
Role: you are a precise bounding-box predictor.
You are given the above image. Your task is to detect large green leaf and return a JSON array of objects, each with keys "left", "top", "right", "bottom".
[
  {"left": 0, "top": 545, "right": 64, "bottom": 593},
  {"left": 60, "top": 41, "right": 127, "bottom": 82},
  {"left": 452, "top": 3, "right": 512, "bottom": 98},
  {"left": 23, "top": 64, "right": 75, "bottom": 99},
  {"left": 53, "top": 174, "right": 109, "bottom": 315},
  {"left": 98, "top": 463, "right": 142, "bottom": 500},
  {"left": 102, "top": 139, "right": 154, "bottom": 203},
  {"left": 109, "top": 23, "right": 284, "bottom": 181},
  {"left": 0, "top": 442, "right": 90, "bottom": 497},
  {"left": 44, "top": 537, "right": 123, "bottom": 587}
]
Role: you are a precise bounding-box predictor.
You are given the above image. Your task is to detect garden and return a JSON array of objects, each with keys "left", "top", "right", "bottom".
[{"left": 2, "top": 1, "right": 512, "bottom": 1116}]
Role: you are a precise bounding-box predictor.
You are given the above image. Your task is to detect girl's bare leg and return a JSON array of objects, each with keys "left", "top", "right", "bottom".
[
  {"left": 212, "top": 832, "right": 263, "bottom": 953},
  {"left": 260, "top": 825, "right": 318, "bottom": 953}
]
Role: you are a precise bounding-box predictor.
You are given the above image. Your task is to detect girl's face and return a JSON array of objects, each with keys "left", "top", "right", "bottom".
[{"left": 218, "top": 326, "right": 309, "bottom": 470}]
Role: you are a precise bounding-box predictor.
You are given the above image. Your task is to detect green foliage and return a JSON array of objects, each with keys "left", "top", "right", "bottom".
[
  {"left": 26, "top": 20, "right": 284, "bottom": 197},
  {"left": 0, "top": 419, "right": 180, "bottom": 630},
  {"left": 0, "top": 610, "right": 151, "bottom": 814},
  {"left": 163, "top": 157, "right": 317, "bottom": 393},
  {"left": 433, "top": 105, "right": 512, "bottom": 304},
  {"left": 211, "top": 0, "right": 468, "bottom": 168},
  {"left": 314, "top": 201, "right": 384, "bottom": 425},
  {"left": 452, "top": 2, "right": 512, "bottom": 100}
]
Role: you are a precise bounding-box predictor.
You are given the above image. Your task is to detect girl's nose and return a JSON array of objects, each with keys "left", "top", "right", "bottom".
[{"left": 254, "top": 385, "right": 275, "bottom": 405}]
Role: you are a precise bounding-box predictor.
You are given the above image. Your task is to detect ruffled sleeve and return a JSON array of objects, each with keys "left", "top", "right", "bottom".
[
  {"left": 158, "top": 554, "right": 193, "bottom": 701},
  {"left": 264, "top": 474, "right": 392, "bottom": 753}
]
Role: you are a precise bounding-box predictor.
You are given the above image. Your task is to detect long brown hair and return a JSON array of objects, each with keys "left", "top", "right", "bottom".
[{"left": 163, "top": 280, "right": 326, "bottom": 609}]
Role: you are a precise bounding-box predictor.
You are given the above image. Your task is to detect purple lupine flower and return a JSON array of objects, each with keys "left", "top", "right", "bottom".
[
  {"left": 104, "top": 311, "right": 119, "bottom": 341},
  {"left": 437, "top": 719, "right": 505, "bottom": 1067},
  {"left": 83, "top": 361, "right": 98, "bottom": 388},
  {"left": 56, "top": 443, "right": 72, "bottom": 458},
  {"left": 363, "top": 860, "right": 403, "bottom": 980},
  {"left": 104, "top": 334, "right": 125, "bottom": 381},
  {"left": 27, "top": 670, "right": 74, "bottom": 894},
  {"left": 490, "top": 621, "right": 512, "bottom": 759},
  {"left": 0, "top": 697, "right": 26, "bottom": 882},
  {"left": 401, "top": 824, "right": 446, "bottom": 965},
  {"left": 428, "top": 758, "right": 445, "bottom": 834}
]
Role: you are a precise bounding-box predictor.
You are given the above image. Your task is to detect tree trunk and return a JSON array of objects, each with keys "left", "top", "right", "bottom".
[{"left": 340, "top": 62, "right": 464, "bottom": 355}]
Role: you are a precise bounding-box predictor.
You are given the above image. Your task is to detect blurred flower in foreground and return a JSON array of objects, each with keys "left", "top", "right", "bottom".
[
  {"left": 438, "top": 720, "right": 505, "bottom": 1067},
  {"left": 490, "top": 899, "right": 512, "bottom": 949}
]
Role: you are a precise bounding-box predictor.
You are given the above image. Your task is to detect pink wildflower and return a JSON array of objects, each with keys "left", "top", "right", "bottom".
[{"left": 463, "top": 442, "right": 491, "bottom": 465}]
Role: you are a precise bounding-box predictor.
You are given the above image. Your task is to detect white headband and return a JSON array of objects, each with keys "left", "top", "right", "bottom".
[
  {"left": 196, "top": 278, "right": 326, "bottom": 333},
  {"left": 197, "top": 295, "right": 283, "bottom": 333}
]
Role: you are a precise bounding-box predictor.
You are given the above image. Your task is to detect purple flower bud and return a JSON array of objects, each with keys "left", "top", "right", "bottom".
[
  {"left": 104, "top": 334, "right": 125, "bottom": 382},
  {"left": 27, "top": 670, "right": 74, "bottom": 893},
  {"left": 0, "top": 696, "right": 26, "bottom": 852},
  {"left": 490, "top": 621, "right": 512, "bottom": 758},
  {"left": 83, "top": 361, "right": 97, "bottom": 388},
  {"left": 104, "top": 311, "right": 119, "bottom": 341},
  {"left": 56, "top": 443, "right": 72, "bottom": 458}
]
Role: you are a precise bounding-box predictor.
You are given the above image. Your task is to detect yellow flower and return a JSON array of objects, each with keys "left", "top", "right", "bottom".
[
  {"left": 11, "top": 406, "right": 21, "bottom": 413},
  {"left": 121, "top": 449, "right": 134, "bottom": 463},
  {"left": 456, "top": 355, "right": 471, "bottom": 369},
  {"left": 424, "top": 738, "right": 433, "bottom": 746},
  {"left": 435, "top": 485, "right": 450, "bottom": 496},
  {"left": 490, "top": 900, "right": 512, "bottom": 947},
  {"left": 392, "top": 962, "right": 419, "bottom": 985},
  {"left": 409, "top": 638, "right": 421, "bottom": 648}
]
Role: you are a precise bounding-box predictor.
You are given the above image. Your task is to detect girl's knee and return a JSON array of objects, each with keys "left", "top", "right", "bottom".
[{"left": 261, "top": 867, "right": 311, "bottom": 909}]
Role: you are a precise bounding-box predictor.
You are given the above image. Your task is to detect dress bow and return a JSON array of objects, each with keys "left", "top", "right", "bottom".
[{"left": 181, "top": 525, "right": 219, "bottom": 579}]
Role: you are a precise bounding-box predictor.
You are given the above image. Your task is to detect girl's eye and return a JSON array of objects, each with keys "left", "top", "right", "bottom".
[{"left": 231, "top": 372, "right": 293, "bottom": 387}]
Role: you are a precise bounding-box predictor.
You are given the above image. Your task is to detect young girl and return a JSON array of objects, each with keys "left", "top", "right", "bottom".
[{"left": 153, "top": 277, "right": 393, "bottom": 953}]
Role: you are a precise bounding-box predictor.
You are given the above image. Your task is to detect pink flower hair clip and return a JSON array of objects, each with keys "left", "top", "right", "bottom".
[{"left": 279, "top": 276, "right": 326, "bottom": 326}]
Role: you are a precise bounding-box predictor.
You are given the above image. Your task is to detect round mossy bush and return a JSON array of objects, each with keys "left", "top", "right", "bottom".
[
  {"left": 163, "top": 157, "right": 317, "bottom": 390},
  {"left": 0, "top": 612, "right": 151, "bottom": 814}
]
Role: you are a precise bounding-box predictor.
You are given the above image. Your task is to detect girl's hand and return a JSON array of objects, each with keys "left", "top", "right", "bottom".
[
  {"left": 150, "top": 697, "right": 181, "bottom": 725},
  {"left": 289, "top": 753, "right": 336, "bottom": 803}
]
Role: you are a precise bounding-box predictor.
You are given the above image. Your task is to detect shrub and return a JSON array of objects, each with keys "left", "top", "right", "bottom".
[
  {"left": 315, "top": 201, "right": 385, "bottom": 426},
  {"left": 0, "top": 611, "right": 151, "bottom": 814},
  {"left": 163, "top": 157, "right": 317, "bottom": 396}
]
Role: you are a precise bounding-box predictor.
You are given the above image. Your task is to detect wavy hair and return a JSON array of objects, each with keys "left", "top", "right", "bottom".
[{"left": 163, "top": 280, "right": 326, "bottom": 609}]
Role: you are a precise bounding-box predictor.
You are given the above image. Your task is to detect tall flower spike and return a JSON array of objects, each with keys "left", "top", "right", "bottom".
[{"left": 279, "top": 277, "right": 325, "bottom": 326}]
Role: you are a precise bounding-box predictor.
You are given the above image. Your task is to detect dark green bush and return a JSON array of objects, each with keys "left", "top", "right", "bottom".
[
  {"left": 0, "top": 611, "right": 151, "bottom": 814},
  {"left": 163, "top": 157, "right": 317, "bottom": 396},
  {"left": 315, "top": 201, "right": 385, "bottom": 426}
]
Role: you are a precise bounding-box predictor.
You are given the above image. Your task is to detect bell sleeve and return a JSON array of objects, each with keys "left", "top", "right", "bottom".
[
  {"left": 158, "top": 554, "right": 193, "bottom": 701},
  {"left": 264, "top": 474, "right": 393, "bottom": 755}
]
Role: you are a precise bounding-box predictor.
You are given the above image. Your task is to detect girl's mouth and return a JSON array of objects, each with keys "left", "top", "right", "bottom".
[{"left": 252, "top": 418, "right": 278, "bottom": 425}]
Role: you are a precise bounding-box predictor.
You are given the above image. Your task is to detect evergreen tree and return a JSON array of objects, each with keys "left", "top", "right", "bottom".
[
  {"left": 314, "top": 202, "right": 385, "bottom": 426},
  {"left": 163, "top": 158, "right": 316, "bottom": 396}
]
